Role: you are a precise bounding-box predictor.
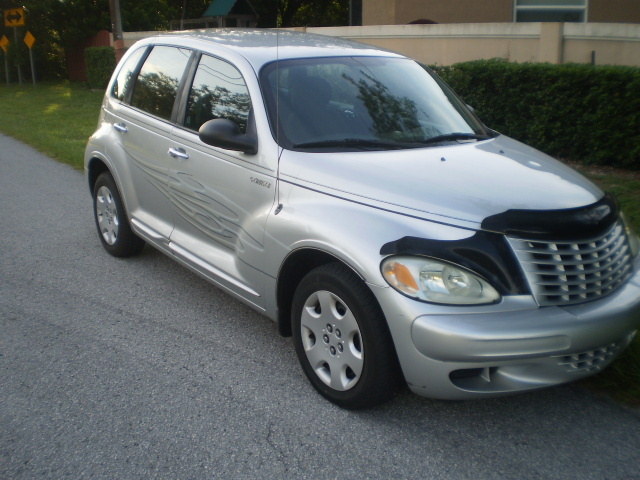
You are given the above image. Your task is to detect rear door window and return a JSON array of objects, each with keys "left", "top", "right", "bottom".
[{"left": 130, "top": 46, "right": 192, "bottom": 121}]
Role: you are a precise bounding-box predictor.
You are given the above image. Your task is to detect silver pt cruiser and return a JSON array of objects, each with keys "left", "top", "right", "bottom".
[{"left": 85, "top": 30, "right": 640, "bottom": 409}]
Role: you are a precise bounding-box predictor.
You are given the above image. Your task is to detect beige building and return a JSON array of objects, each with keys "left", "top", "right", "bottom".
[{"left": 364, "top": 0, "right": 640, "bottom": 25}]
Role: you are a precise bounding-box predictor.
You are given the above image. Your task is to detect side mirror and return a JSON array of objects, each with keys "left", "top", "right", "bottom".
[{"left": 199, "top": 118, "right": 258, "bottom": 155}]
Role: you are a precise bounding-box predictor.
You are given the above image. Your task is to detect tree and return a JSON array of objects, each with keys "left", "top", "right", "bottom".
[
  {"left": 167, "top": 0, "right": 211, "bottom": 22},
  {"left": 291, "top": 0, "right": 348, "bottom": 27},
  {"left": 0, "top": 0, "right": 350, "bottom": 81},
  {"left": 165, "top": 0, "right": 349, "bottom": 28},
  {"left": 249, "top": 0, "right": 348, "bottom": 27},
  {"left": 0, "top": 0, "right": 66, "bottom": 80},
  {"left": 0, "top": 0, "right": 177, "bottom": 80}
]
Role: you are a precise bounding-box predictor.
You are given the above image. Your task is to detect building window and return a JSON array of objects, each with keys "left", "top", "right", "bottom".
[{"left": 514, "top": 0, "right": 588, "bottom": 22}]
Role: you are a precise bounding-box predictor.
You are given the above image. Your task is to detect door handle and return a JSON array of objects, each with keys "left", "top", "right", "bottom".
[
  {"left": 168, "top": 147, "right": 189, "bottom": 160},
  {"left": 113, "top": 123, "right": 128, "bottom": 133}
]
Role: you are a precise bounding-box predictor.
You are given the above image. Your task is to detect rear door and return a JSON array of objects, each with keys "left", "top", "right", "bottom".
[{"left": 107, "top": 45, "right": 192, "bottom": 243}]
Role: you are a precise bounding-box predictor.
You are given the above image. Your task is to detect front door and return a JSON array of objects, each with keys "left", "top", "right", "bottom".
[{"left": 168, "top": 54, "right": 277, "bottom": 308}]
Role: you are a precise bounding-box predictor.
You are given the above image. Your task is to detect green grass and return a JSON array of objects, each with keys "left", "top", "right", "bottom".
[
  {"left": 1, "top": 83, "right": 638, "bottom": 407},
  {"left": 0, "top": 82, "right": 104, "bottom": 170}
]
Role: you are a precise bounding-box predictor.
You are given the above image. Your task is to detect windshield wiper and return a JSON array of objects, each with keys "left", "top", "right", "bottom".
[
  {"left": 293, "top": 138, "right": 412, "bottom": 150},
  {"left": 420, "top": 133, "right": 492, "bottom": 145}
]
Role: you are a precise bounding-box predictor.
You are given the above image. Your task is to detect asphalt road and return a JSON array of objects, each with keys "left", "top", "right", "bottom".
[{"left": 1, "top": 133, "right": 639, "bottom": 480}]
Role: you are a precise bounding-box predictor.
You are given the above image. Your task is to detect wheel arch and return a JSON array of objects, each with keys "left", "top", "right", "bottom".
[
  {"left": 86, "top": 156, "right": 136, "bottom": 234},
  {"left": 276, "top": 248, "right": 366, "bottom": 337},
  {"left": 87, "top": 156, "right": 111, "bottom": 196}
]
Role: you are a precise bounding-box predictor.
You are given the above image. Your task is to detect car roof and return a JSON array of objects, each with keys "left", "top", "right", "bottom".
[{"left": 141, "top": 29, "right": 405, "bottom": 70}]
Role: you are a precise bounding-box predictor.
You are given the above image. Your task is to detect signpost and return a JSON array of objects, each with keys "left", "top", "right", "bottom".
[
  {"left": 24, "top": 31, "right": 35, "bottom": 85},
  {"left": 0, "top": 35, "right": 9, "bottom": 85},
  {"left": 4, "top": 7, "right": 26, "bottom": 84},
  {"left": 4, "top": 8, "right": 25, "bottom": 27}
]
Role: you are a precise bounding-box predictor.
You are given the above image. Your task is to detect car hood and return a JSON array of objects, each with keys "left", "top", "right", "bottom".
[{"left": 277, "top": 135, "right": 603, "bottom": 231}]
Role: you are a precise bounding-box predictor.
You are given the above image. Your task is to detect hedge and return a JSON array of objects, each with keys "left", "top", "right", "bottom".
[
  {"left": 432, "top": 60, "right": 640, "bottom": 170},
  {"left": 85, "top": 46, "right": 116, "bottom": 90}
]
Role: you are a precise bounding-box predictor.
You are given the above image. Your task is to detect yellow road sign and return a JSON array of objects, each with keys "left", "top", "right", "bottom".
[
  {"left": 4, "top": 8, "right": 25, "bottom": 27},
  {"left": 0, "top": 35, "right": 8, "bottom": 53},
  {"left": 24, "top": 31, "right": 35, "bottom": 49}
]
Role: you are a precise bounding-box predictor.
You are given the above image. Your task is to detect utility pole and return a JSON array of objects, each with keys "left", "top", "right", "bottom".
[
  {"left": 109, "top": 0, "right": 125, "bottom": 62},
  {"left": 181, "top": 0, "right": 187, "bottom": 30}
]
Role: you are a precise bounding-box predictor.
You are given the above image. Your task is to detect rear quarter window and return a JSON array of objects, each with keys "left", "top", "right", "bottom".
[{"left": 111, "top": 47, "right": 146, "bottom": 102}]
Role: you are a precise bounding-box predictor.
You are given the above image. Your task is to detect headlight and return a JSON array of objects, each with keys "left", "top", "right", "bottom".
[
  {"left": 621, "top": 212, "right": 640, "bottom": 258},
  {"left": 381, "top": 256, "right": 501, "bottom": 305}
]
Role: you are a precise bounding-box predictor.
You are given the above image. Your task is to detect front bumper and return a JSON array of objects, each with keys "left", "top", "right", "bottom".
[{"left": 373, "top": 257, "right": 640, "bottom": 400}]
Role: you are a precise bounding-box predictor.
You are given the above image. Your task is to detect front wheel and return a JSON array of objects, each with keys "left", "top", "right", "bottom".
[
  {"left": 93, "top": 172, "right": 145, "bottom": 257},
  {"left": 292, "top": 263, "right": 402, "bottom": 409}
]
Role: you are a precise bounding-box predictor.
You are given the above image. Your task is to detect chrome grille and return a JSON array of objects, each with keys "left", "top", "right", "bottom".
[{"left": 508, "top": 221, "right": 634, "bottom": 306}]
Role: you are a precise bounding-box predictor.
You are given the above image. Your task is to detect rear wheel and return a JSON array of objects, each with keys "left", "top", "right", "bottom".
[
  {"left": 292, "top": 263, "right": 401, "bottom": 409},
  {"left": 93, "top": 172, "right": 145, "bottom": 257}
]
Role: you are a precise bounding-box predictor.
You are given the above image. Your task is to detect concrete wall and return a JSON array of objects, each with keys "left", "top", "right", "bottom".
[
  {"left": 302, "top": 23, "right": 640, "bottom": 66},
  {"left": 119, "top": 23, "right": 640, "bottom": 67},
  {"left": 121, "top": 31, "right": 162, "bottom": 48},
  {"left": 559, "top": 23, "right": 640, "bottom": 64}
]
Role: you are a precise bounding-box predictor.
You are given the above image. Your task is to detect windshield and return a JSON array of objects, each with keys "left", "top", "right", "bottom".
[{"left": 260, "top": 56, "right": 491, "bottom": 151}]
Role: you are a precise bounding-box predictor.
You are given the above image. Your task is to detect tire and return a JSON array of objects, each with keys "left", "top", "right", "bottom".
[
  {"left": 93, "top": 172, "right": 145, "bottom": 257},
  {"left": 292, "top": 262, "right": 402, "bottom": 409}
]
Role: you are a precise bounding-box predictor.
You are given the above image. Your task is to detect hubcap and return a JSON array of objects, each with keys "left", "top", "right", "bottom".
[
  {"left": 300, "top": 290, "right": 363, "bottom": 391},
  {"left": 96, "top": 186, "right": 119, "bottom": 245}
]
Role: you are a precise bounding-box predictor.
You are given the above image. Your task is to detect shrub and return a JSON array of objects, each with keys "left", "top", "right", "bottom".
[
  {"left": 85, "top": 46, "right": 116, "bottom": 90},
  {"left": 432, "top": 60, "right": 640, "bottom": 170}
]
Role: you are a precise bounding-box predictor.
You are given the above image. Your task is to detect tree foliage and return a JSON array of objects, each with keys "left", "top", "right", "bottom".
[
  {"left": 251, "top": 0, "right": 348, "bottom": 28},
  {"left": 0, "top": 0, "right": 349, "bottom": 81}
]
